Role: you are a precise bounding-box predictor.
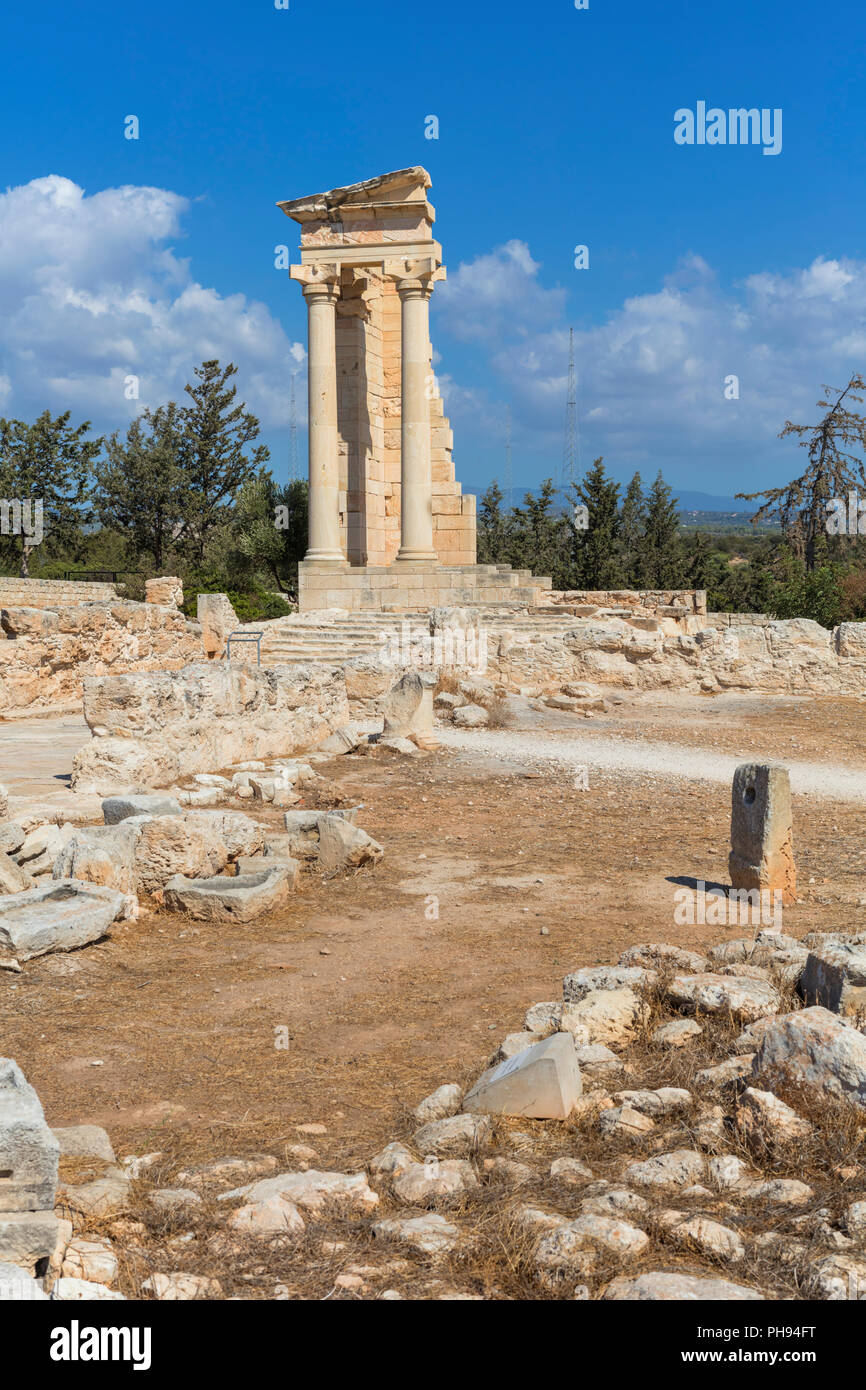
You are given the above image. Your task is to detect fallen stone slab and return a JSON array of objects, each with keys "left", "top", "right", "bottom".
[
  {"left": 102, "top": 794, "right": 183, "bottom": 825},
  {"left": 563, "top": 964, "right": 655, "bottom": 1002},
  {"left": 56, "top": 1169, "right": 131, "bottom": 1220},
  {"left": 318, "top": 724, "right": 366, "bottom": 755},
  {"left": 317, "top": 816, "right": 384, "bottom": 874},
  {"left": 667, "top": 972, "right": 780, "bottom": 1022},
  {"left": 218, "top": 1169, "right": 379, "bottom": 1215},
  {"left": 752, "top": 1006, "right": 866, "bottom": 1108},
  {"left": 0, "top": 823, "right": 25, "bottom": 856},
  {"left": 52, "top": 1125, "right": 116, "bottom": 1165},
  {"left": 50, "top": 1277, "right": 126, "bottom": 1301},
  {"left": 372, "top": 1213, "right": 461, "bottom": 1256},
  {"left": 0, "top": 851, "right": 33, "bottom": 896},
  {"left": 381, "top": 670, "right": 434, "bottom": 739},
  {"left": 16, "top": 824, "right": 63, "bottom": 865},
  {"left": 228, "top": 1194, "right": 305, "bottom": 1238},
  {"left": 801, "top": 941, "right": 866, "bottom": 1017},
  {"left": 0, "top": 880, "right": 127, "bottom": 969},
  {"left": 561, "top": 987, "right": 644, "bottom": 1046},
  {"left": 376, "top": 735, "right": 422, "bottom": 757},
  {"left": 412, "top": 1084, "right": 464, "bottom": 1126},
  {"left": 452, "top": 703, "right": 488, "bottom": 728},
  {"left": 0, "top": 1210, "right": 60, "bottom": 1272},
  {"left": 392, "top": 1160, "right": 478, "bottom": 1204},
  {"left": 141, "top": 1272, "right": 220, "bottom": 1301},
  {"left": 53, "top": 822, "right": 141, "bottom": 896},
  {"left": 234, "top": 854, "right": 300, "bottom": 889},
  {"left": 462, "top": 1033, "right": 582, "bottom": 1120},
  {"left": 0, "top": 1259, "right": 48, "bottom": 1299},
  {"left": 162, "top": 866, "right": 293, "bottom": 922},
  {"left": 0, "top": 1059, "right": 59, "bottom": 1215},
  {"left": 414, "top": 1113, "right": 492, "bottom": 1157},
  {"left": 603, "top": 1271, "right": 764, "bottom": 1300},
  {"left": 623, "top": 1150, "right": 707, "bottom": 1190},
  {"left": 284, "top": 807, "right": 358, "bottom": 832}
]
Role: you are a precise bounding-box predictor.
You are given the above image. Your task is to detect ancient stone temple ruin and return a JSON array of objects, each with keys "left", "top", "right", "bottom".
[{"left": 279, "top": 167, "right": 551, "bottom": 612}]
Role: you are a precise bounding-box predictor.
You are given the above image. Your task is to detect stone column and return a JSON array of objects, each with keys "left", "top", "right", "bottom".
[
  {"left": 291, "top": 265, "right": 343, "bottom": 563},
  {"left": 395, "top": 275, "right": 437, "bottom": 563}
]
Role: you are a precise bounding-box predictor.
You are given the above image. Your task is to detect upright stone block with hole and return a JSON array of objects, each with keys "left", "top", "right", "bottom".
[{"left": 729, "top": 762, "right": 796, "bottom": 907}]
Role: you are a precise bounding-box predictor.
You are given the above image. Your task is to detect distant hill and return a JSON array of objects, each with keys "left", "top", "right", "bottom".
[
  {"left": 499, "top": 484, "right": 759, "bottom": 514},
  {"left": 673, "top": 491, "right": 756, "bottom": 513}
]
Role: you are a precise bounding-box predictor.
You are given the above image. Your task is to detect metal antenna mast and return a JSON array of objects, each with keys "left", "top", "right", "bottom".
[
  {"left": 504, "top": 404, "right": 512, "bottom": 509},
  {"left": 288, "top": 371, "right": 300, "bottom": 483},
  {"left": 562, "top": 326, "right": 579, "bottom": 496}
]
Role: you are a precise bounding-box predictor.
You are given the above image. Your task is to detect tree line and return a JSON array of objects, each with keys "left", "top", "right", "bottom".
[
  {"left": 0, "top": 360, "right": 307, "bottom": 620},
  {"left": 4, "top": 363, "right": 866, "bottom": 629},
  {"left": 478, "top": 376, "right": 866, "bottom": 628}
]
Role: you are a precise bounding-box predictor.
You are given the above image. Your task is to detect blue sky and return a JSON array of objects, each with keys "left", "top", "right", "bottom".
[{"left": 2, "top": 0, "right": 865, "bottom": 503}]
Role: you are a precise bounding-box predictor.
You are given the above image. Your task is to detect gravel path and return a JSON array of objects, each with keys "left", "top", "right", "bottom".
[{"left": 438, "top": 726, "right": 866, "bottom": 804}]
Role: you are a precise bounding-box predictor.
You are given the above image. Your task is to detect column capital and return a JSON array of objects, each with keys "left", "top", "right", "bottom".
[
  {"left": 383, "top": 256, "right": 446, "bottom": 297},
  {"left": 290, "top": 262, "right": 341, "bottom": 302}
]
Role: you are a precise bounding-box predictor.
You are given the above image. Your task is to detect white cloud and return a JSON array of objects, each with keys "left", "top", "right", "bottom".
[
  {"left": 433, "top": 240, "right": 866, "bottom": 492},
  {"left": 0, "top": 175, "right": 304, "bottom": 431}
]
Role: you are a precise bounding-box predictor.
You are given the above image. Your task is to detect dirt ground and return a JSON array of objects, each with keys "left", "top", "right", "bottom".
[{"left": 4, "top": 691, "right": 866, "bottom": 1184}]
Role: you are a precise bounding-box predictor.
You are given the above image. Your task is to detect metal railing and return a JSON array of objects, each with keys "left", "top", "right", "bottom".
[{"left": 225, "top": 630, "right": 263, "bottom": 665}]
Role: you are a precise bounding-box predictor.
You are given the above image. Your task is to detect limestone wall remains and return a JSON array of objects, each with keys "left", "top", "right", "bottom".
[
  {"left": 0, "top": 600, "right": 203, "bottom": 717},
  {"left": 0, "top": 577, "right": 118, "bottom": 608},
  {"left": 545, "top": 589, "right": 707, "bottom": 616},
  {"left": 487, "top": 616, "right": 866, "bottom": 696},
  {"left": 70, "top": 661, "right": 351, "bottom": 793}
]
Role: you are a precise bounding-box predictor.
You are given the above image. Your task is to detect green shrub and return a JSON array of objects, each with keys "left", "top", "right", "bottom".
[{"left": 181, "top": 571, "right": 292, "bottom": 624}]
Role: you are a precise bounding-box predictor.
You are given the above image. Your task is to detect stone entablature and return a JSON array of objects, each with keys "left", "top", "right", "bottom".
[{"left": 279, "top": 168, "right": 475, "bottom": 573}]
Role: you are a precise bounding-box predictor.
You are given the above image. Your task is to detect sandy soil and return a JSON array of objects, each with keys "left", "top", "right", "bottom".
[{"left": 4, "top": 691, "right": 866, "bottom": 1182}]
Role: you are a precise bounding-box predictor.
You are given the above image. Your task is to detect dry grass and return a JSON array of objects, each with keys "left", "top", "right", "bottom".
[{"left": 485, "top": 697, "right": 514, "bottom": 730}]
